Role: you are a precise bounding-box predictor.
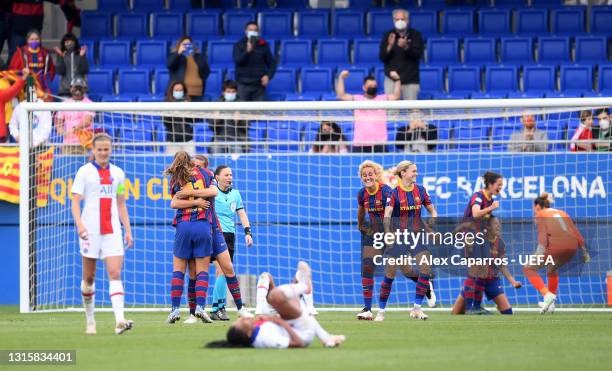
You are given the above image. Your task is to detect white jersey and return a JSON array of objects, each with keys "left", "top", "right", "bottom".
[
  {"left": 71, "top": 162, "right": 125, "bottom": 235},
  {"left": 252, "top": 321, "right": 291, "bottom": 349}
]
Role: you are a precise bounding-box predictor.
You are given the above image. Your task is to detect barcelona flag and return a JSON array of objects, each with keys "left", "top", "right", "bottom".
[{"left": 0, "top": 146, "right": 54, "bottom": 206}]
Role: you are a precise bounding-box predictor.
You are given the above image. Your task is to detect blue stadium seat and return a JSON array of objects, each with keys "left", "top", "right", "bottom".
[
  {"left": 516, "top": 9, "right": 548, "bottom": 35},
  {"left": 426, "top": 38, "right": 459, "bottom": 65},
  {"left": 267, "top": 67, "right": 297, "bottom": 94},
  {"left": 152, "top": 12, "right": 184, "bottom": 40},
  {"left": 136, "top": 40, "right": 167, "bottom": 67},
  {"left": 117, "top": 13, "right": 149, "bottom": 40},
  {"left": 500, "top": 37, "right": 533, "bottom": 66},
  {"left": 285, "top": 93, "right": 320, "bottom": 101},
  {"left": 337, "top": 67, "right": 368, "bottom": 94},
  {"left": 88, "top": 69, "right": 115, "bottom": 95},
  {"left": 268, "top": 0, "right": 306, "bottom": 7},
  {"left": 448, "top": 66, "right": 480, "bottom": 94},
  {"left": 420, "top": 66, "right": 444, "bottom": 93},
  {"left": 333, "top": 11, "right": 365, "bottom": 37},
  {"left": 443, "top": 10, "right": 474, "bottom": 34},
  {"left": 354, "top": 38, "right": 380, "bottom": 65},
  {"left": 193, "top": 122, "right": 213, "bottom": 154},
  {"left": 187, "top": 12, "right": 221, "bottom": 37},
  {"left": 485, "top": 66, "right": 518, "bottom": 93},
  {"left": 208, "top": 40, "right": 235, "bottom": 67},
  {"left": 318, "top": 39, "right": 349, "bottom": 66},
  {"left": 410, "top": 10, "right": 438, "bottom": 36},
  {"left": 120, "top": 128, "right": 154, "bottom": 153},
  {"left": 118, "top": 69, "right": 151, "bottom": 95},
  {"left": 137, "top": 95, "right": 164, "bottom": 102},
  {"left": 591, "top": 6, "right": 612, "bottom": 34},
  {"left": 168, "top": 0, "right": 192, "bottom": 10},
  {"left": 471, "top": 92, "right": 507, "bottom": 99},
  {"left": 560, "top": 65, "right": 593, "bottom": 94},
  {"left": 530, "top": 0, "right": 564, "bottom": 6},
  {"left": 375, "top": 67, "right": 385, "bottom": 88},
  {"left": 99, "top": 41, "right": 131, "bottom": 66},
  {"left": 551, "top": 7, "right": 585, "bottom": 35},
  {"left": 298, "top": 11, "right": 329, "bottom": 37},
  {"left": 132, "top": 0, "right": 164, "bottom": 11},
  {"left": 224, "top": 11, "right": 257, "bottom": 36},
  {"left": 267, "top": 122, "right": 301, "bottom": 152},
  {"left": 507, "top": 92, "right": 544, "bottom": 99},
  {"left": 280, "top": 39, "right": 313, "bottom": 66},
  {"left": 369, "top": 10, "right": 392, "bottom": 36},
  {"left": 523, "top": 65, "right": 556, "bottom": 94},
  {"left": 463, "top": 37, "right": 496, "bottom": 65},
  {"left": 301, "top": 67, "right": 333, "bottom": 93},
  {"left": 204, "top": 69, "right": 223, "bottom": 99},
  {"left": 599, "top": 64, "right": 612, "bottom": 95},
  {"left": 261, "top": 11, "right": 293, "bottom": 38},
  {"left": 575, "top": 36, "right": 607, "bottom": 64},
  {"left": 454, "top": 121, "right": 490, "bottom": 150},
  {"left": 478, "top": 9, "right": 511, "bottom": 35},
  {"left": 154, "top": 69, "right": 169, "bottom": 95},
  {"left": 81, "top": 12, "right": 112, "bottom": 40},
  {"left": 97, "top": 0, "right": 129, "bottom": 10},
  {"left": 80, "top": 40, "right": 96, "bottom": 65},
  {"left": 538, "top": 37, "right": 570, "bottom": 64}
]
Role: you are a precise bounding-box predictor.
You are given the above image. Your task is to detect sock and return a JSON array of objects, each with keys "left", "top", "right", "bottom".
[
  {"left": 501, "top": 308, "right": 513, "bottom": 314},
  {"left": 378, "top": 277, "right": 394, "bottom": 310},
  {"left": 81, "top": 280, "right": 95, "bottom": 324},
  {"left": 195, "top": 271, "right": 209, "bottom": 307},
  {"left": 171, "top": 271, "right": 185, "bottom": 310},
  {"left": 473, "top": 278, "right": 485, "bottom": 308},
  {"left": 362, "top": 258, "right": 374, "bottom": 311},
  {"left": 187, "top": 278, "right": 196, "bottom": 315},
  {"left": 462, "top": 277, "right": 476, "bottom": 311},
  {"left": 524, "top": 268, "right": 549, "bottom": 296},
  {"left": 109, "top": 280, "right": 126, "bottom": 324},
  {"left": 414, "top": 274, "right": 430, "bottom": 306},
  {"left": 310, "top": 316, "right": 331, "bottom": 343},
  {"left": 547, "top": 272, "right": 559, "bottom": 295},
  {"left": 256, "top": 273, "right": 271, "bottom": 312},
  {"left": 407, "top": 273, "right": 432, "bottom": 299},
  {"left": 303, "top": 292, "right": 315, "bottom": 313},
  {"left": 212, "top": 275, "right": 227, "bottom": 311},
  {"left": 226, "top": 275, "right": 243, "bottom": 310}
]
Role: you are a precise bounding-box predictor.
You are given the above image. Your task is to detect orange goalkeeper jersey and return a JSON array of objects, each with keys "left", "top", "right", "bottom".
[{"left": 536, "top": 208, "right": 585, "bottom": 252}]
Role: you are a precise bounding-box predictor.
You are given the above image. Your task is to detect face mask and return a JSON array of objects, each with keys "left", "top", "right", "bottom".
[
  {"left": 366, "top": 86, "right": 378, "bottom": 97},
  {"left": 64, "top": 42, "right": 75, "bottom": 52},
  {"left": 394, "top": 20, "right": 407, "bottom": 30},
  {"left": 246, "top": 30, "right": 259, "bottom": 39},
  {"left": 173, "top": 90, "right": 184, "bottom": 100},
  {"left": 29, "top": 41, "right": 40, "bottom": 50},
  {"left": 71, "top": 88, "right": 84, "bottom": 99},
  {"left": 224, "top": 92, "right": 237, "bottom": 102},
  {"left": 599, "top": 119, "right": 610, "bottom": 131}
]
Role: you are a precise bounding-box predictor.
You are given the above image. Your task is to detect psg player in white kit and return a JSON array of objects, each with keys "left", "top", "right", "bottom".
[{"left": 71, "top": 133, "right": 134, "bottom": 335}]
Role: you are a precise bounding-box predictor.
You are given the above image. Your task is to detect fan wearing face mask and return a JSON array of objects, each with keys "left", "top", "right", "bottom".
[
  {"left": 379, "top": 9, "right": 424, "bottom": 101},
  {"left": 54, "top": 78, "right": 95, "bottom": 155},
  {"left": 210, "top": 80, "right": 249, "bottom": 154},
  {"left": 167, "top": 36, "right": 210, "bottom": 102},
  {"left": 337, "top": 70, "right": 401, "bottom": 153},
  {"left": 53, "top": 32, "right": 89, "bottom": 98},
  {"left": 8, "top": 29, "right": 55, "bottom": 100},
  {"left": 163, "top": 81, "right": 196, "bottom": 155},
  {"left": 594, "top": 108, "right": 611, "bottom": 151}
]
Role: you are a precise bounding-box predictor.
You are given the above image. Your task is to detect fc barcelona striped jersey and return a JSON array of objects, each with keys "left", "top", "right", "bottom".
[{"left": 171, "top": 166, "right": 217, "bottom": 226}]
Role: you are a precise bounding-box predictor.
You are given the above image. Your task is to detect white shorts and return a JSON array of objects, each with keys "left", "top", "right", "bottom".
[
  {"left": 287, "top": 301, "right": 315, "bottom": 346},
  {"left": 79, "top": 233, "right": 124, "bottom": 259}
]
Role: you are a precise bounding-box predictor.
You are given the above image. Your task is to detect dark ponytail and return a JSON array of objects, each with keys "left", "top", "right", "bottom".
[{"left": 534, "top": 192, "right": 552, "bottom": 209}]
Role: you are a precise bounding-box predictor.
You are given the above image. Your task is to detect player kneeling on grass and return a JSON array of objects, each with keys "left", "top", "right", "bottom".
[
  {"left": 71, "top": 133, "right": 134, "bottom": 335},
  {"left": 523, "top": 193, "right": 589, "bottom": 315},
  {"left": 207, "top": 262, "right": 346, "bottom": 349},
  {"left": 451, "top": 217, "right": 521, "bottom": 315}
]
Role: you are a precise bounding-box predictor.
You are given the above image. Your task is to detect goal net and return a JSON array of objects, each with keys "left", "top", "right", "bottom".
[{"left": 19, "top": 98, "right": 612, "bottom": 312}]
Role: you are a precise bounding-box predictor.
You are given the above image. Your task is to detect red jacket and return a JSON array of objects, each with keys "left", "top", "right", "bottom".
[
  {"left": 9, "top": 46, "right": 55, "bottom": 94},
  {"left": 0, "top": 78, "right": 25, "bottom": 140}
]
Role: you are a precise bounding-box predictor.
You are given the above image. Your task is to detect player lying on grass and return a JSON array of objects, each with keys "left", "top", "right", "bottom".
[
  {"left": 523, "top": 193, "right": 590, "bottom": 314},
  {"left": 71, "top": 133, "right": 134, "bottom": 335},
  {"left": 451, "top": 217, "right": 522, "bottom": 315},
  {"left": 207, "top": 262, "right": 346, "bottom": 349}
]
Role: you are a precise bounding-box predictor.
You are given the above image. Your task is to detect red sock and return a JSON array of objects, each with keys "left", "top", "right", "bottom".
[
  {"left": 523, "top": 268, "right": 549, "bottom": 296},
  {"left": 547, "top": 272, "right": 559, "bottom": 295}
]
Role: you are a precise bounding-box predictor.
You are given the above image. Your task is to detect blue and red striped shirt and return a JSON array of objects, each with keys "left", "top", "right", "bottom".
[
  {"left": 388, "top": 183, "right": 432, "bottom": 230},
  {"left": 463, "top": 190, "right": 494, "bottom": 219},
  {"left": 171, "top": 166, "right": 217, "bottom": 226},
  {"left": 357, "top": 183, "right": 393, "bottom": 231}
]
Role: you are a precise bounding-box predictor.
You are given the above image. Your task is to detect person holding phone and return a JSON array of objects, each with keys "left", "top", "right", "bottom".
[{"left": 167, "top": 36, "right": 210, "bottom": 102}]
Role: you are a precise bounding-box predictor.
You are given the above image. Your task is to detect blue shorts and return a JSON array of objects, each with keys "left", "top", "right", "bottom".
[
  {"left": 174, "top": 220, "right": 212, "bottom": 259},
  {"left": 211, "top": 228, "right": 228, "bottom": 259},
  {"left": 461, "top": 277, "right": 504, "bottom": 301}
]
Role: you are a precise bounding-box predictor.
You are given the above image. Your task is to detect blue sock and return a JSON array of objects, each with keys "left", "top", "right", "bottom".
[
  {"left": 379, "top": 277, "right": 394, "bottom": 310},
  {"left": 213, "top": 275, "right": 227, "bottom": 310},
  {"left": 501, "top": 308, "right": 513, "bottom": 315},
  {"left": 226, "top": 275, "right": 243, "bottom": 310},
  {"left": 170, "top": 271, "right": 185, "bottom": 310}
]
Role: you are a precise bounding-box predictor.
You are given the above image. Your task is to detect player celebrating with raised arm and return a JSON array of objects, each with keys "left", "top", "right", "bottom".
[
  {"left": 356, "top": 160, "right": 393, "bottom": 320},
  {"left": 71, "top": 133, "right": 133, "bottom": 335},
  {"left": 523, "top": 193, "right": 589, "bottom": 314},
  {"left": 460, "top": 171, "right": 502, "bottom": 315},
  {"left": 165, "top": 151, "right": 218, "bottom": 324},
  {"left": 381, "top": 160, "right": 437, "bottom": 321}
]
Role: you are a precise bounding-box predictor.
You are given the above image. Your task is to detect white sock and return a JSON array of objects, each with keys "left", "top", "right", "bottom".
[
  {"left": 279, "top": 283, "right": 307, "bottom": 300},
  {"left": 256, "top": 274, "right": 271, "bottom": 312},
  {"left": 413, "top": 303, "right": 422, "bottom": 309},
  {"left": 303, "top": 292, "right": 315, "bottom": 313},
  {"left": 81, "top": 280, "right": 95, "bottom": 324},
  {"left": 109, "top": 280, "right": 126, "bottom": 324},
  {"left": 310, "top": 317, "right": 331, "bottom": 343}
]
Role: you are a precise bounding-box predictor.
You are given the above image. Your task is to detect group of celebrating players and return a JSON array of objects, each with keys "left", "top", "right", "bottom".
[{"left": 68, "top": 133, "right": 589, "bottom": 348}]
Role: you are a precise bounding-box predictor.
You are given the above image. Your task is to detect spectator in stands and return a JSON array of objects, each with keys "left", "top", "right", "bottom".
[
  {"left": 508, "top": 114, "right": 548, "bottom": 152},
  {"left": 379, "top": 9, "right": 424, "bottom": 101},
  {"left": 337, "top": 70, "right": 401, "bottom": 153},
  {"left": 9, "top": 95, "right": 51, "bottom": 147},
  {"left": 570, "top": 110, "right": 594, "bottom": 152},
  {"left": 233, "top": 21, "right": 276, "bottom": 102},
  {"left": 311, "top": 121, "right": 348, "bottom": 154},
  {"left": 594, "top": 108, "right": 611, "bottom": 151},
  {"left": 163, "top": 81, "right": 196, "bottom": 155},
  {"left": 167, "top": 36, "right": 210, "bottom": 102},
  {"left": 0, "top": 72, "right": 24, "bottom": 143},
  {"left": 395, "top": 109, "right": 437, "bottom": 152},
  {"left": 0, "top": 1, "right": 11, "bottom": 68},
  {"left": 55, "top": 77, "right": 94, "bottom": 155},
  {"left": 211, "top": 80, "right": 249, "bottom": 154},
  {"left": 53, "top": 33, "right": 88, "bottom": 98},
  {"left": 8, "top": 29, "right": 54, "bottom": 100}
]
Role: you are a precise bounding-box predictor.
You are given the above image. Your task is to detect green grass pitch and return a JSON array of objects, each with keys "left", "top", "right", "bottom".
[{"left": 0, "top": 306, "right": 611, "bottom": 371}]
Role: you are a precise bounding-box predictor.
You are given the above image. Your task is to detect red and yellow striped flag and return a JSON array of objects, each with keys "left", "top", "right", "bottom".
[
  {"left": 35, "top": 147, "right": 54, "bottom": 207},
  {"left": 0, "top": 146, "right": 55, "bottom": 206}
]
